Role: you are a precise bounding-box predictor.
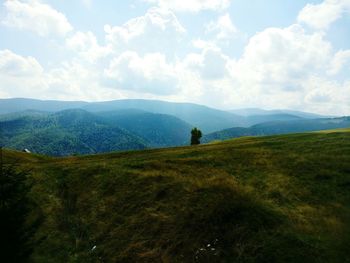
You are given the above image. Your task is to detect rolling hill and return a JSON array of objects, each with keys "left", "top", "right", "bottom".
[
  {"left": 2, "top": 129, "right": 350, "bottom": 262},
  {"left": 203, "top": 117, "right": 350, "bottom": 143}
]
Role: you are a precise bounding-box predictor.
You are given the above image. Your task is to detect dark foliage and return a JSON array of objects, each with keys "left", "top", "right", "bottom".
[
  {"left": 0, "top": 154, "right": 39, "bottom": 262},
  {"left": 0, "top": 109, "right": 196, "bottom": 156},
  {"left": 0, "top": 110, "right": 148, "bottom": 156},
  {"left": 191, "top": 127, "right": 202, "bottom": 145},
  {"left": 97, "top": 110, "right": 192, "bottom": 147}
]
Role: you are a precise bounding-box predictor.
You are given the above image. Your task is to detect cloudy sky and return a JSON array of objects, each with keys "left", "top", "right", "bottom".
[{"left": 0, "top": 0, "right": 349, "bottom": 115}]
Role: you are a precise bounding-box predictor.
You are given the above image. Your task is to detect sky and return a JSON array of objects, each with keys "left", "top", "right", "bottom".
[{"left": 0, "top": 0, "right": 350, "bottom": 115}]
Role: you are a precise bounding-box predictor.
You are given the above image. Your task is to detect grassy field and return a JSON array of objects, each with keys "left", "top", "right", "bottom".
[{"left": 2, "top": 129, "right": 350, "bottom": 262}]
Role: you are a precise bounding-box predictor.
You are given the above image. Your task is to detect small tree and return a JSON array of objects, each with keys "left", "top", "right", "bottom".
[{"left": 191, "top": 128, "right": 202, "bottom": 145}]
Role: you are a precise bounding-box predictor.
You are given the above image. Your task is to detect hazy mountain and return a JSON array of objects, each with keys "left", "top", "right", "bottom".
[
  {"left": 81, "top": 99, "right": 248, "bottom": 133},
  {"left": 89, "top": 101, "right": 321, "bottom": 130},
  {"left": 1, "top": 99, "right": 336, "bottom": 136},
  {"left": 230, "top": 108, "right": 328, "bottom": 119},
  {"left": 0, "top": 110, "right": 50, "bottom": 121},
  {"left": 0, "top": 98, "right": 88, "bottom": 114},
  {"left": 0, "top": 98, "right": 247, "bottom": 133},
  {"left": 244, "top": 113, "right": 303, "bottom": 126},
  {"left": 203, "top": 117, "right": 350, "bottom": 143}
]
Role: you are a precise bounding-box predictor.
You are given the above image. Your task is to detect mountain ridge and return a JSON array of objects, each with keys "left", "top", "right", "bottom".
[
  {"left": 203, "top": 116, "right": 350, "bottom": 143},
  {"left": 0, "top": 98, "right": 332, "bottom": 133}
]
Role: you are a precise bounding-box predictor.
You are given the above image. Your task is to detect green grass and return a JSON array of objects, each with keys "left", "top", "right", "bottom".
[
  {"left": 314, "top": 127, "right": 350, "bottom": 133},
  {"left": 3, "top": 129, "right": 350, "bottom": 262}
]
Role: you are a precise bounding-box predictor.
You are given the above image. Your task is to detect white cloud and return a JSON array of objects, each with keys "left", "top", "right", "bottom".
[
  {"left": 104, "top": 7, "right": 185, "bottom": 54},
  {"left": 305, "top": 85, "right": 333, "bottom": 104},
  {"left": 66, "top": 31, "right": 97, "bottom": 52},
  {"left": 328, "top": 49, "right": 350, "bottom": 75},
  {"left": 0, "top": 49, "right": 46, "bottom": 98},
  {"left": 212, "top": 24, "right": 346, "bottom": 114},
  {"left": 184, "top": 47, "right": 230, "bottom": 80},
  {"left": 64, "top": 21, "right": 349, "bottom": 114},
  {"left": 303, "top": 77, "right": 350, "bottom": 114},
  {"left": 66, "top": 31, "right": 111, "bottom": 62},
  {"left": 298, "top": 0, "right": 350, "bottom": 30},
  {"left": 206, "top": 13, "right": 238, "bottom": 40},
  {"left": 142, "top": 0, "right": 230, "bottom": 12},
  {"left": 45, "top": 60, "right": 117, "bottom": 101},
  {"left": 1, "top": 3, "right": 349, "bottom": 116},
  {"left": 0, "top": 49, "right": 123, "bottom": 101},
  {"left": 0, "top": 49, "right": 43, "bottom": 76},
  {"left": 231, "top": 24, "right": 332, "bottom": 93},
  {"left": 104, "top": 52, "right": 179, "bottom": 95},
  {"left": 2, "top": 0, "right": 73, "bottom": 37}
]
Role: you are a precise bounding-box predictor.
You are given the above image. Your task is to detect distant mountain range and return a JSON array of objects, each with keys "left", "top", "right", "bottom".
[
  {"left": 230, "top": 108, "right": 329, "bottom": 119},
  {"left": 0, "top": 98, "right": 332, "bottom": 132},
  {"left": 0, "top": 98, "right": 245, "bottom": 133},
  {"left": 0, "top": 98, "right": 348, "bottom": 156},
  {"left": 203, "top": 117, "right": 350, "bottom": 143}
]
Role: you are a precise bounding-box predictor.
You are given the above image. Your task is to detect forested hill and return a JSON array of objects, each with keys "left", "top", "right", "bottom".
[{"left": 0, "top": 109, "right": 192, "bottom": 156}]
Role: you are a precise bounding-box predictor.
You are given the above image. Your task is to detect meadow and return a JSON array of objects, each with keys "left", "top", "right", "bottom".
[{"left": 2, "top": 129, "right": 350, "bottom": 262}]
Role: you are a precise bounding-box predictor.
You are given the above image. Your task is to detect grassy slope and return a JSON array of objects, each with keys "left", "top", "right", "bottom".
[{"left": 3, "top": 129, "right": 350, "bottom": 262}]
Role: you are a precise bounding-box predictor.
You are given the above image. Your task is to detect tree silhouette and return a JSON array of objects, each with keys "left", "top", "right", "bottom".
[{"left": 191, "top": 128, "right": 202, "bottom": 145}]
